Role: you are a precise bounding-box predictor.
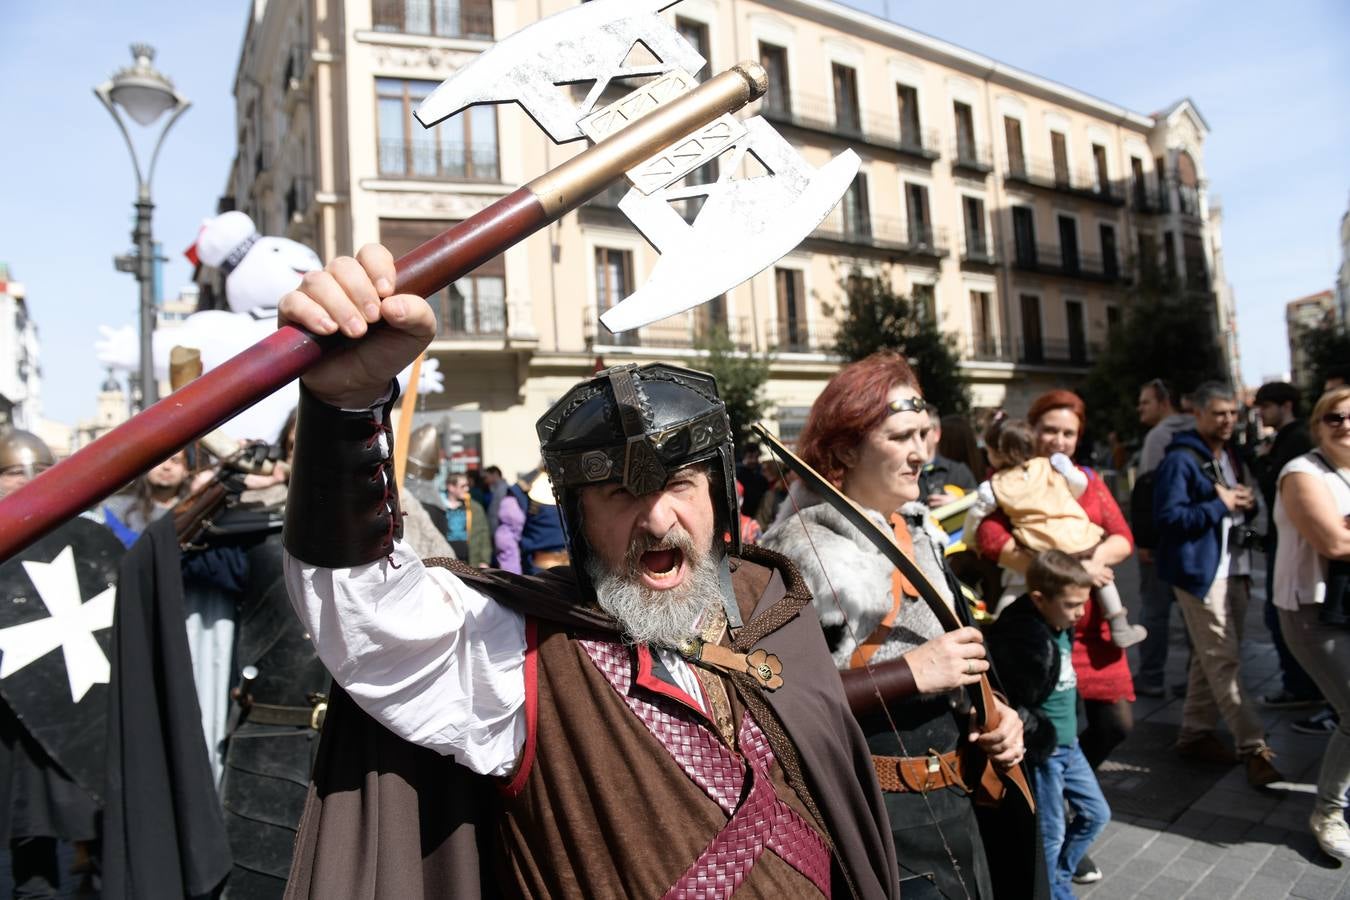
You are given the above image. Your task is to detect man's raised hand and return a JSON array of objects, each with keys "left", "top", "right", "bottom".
[{"left": 277, "top": 244, "right": 435, "bottom": 410}]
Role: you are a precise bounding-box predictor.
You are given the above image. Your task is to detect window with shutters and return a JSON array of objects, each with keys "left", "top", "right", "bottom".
[
  {"left": 372, "top": 0, "right": 493, "bottom": 39},
  {"left": 1100, "top": 224, "right": 1119, "bottom": 279},
  {"left": 774, "top": 267, "right": 807, "bottom": 351},
  {"left": 595, "top": 247, "right": 638, "bottom": 346},
  {"left": 897, "top": 84, "right": 922, "bottom": 150},
  {"left": 970, "top": 290, "right": 997, "bottom": 359},
  {"left": 1092, "top": 144, "right": 1110, "bottom": 195},
  {"left": 831, "top": 63, "right": 861, "bottom": 134},
  {"left": 1066, "top": 300, "right": 1086, "bottom": 364},
  {"left": 1013, "top": 206, "right": 1037, "bottom": 266},
  {"left": 962, "top": 195, "right": 988, "bottom": 259},
  {"left": 1050, "top": 131, "right": 1069, "bottom": 186},
  {"left": 843, "top": 174, "right": 872, "bottom": 238},
  {"left": 1020, "top": 294, "right": 1043, "bottom": 363},
  {"left": 1130, "top": 156, "right": 1147, "bottom": 207},
  {"left": 1058, "top": 216, "right": 1079, "bottom": 272},
  {"left": 954, "top": 101, "right": 976, "bottom": 163},
  {"left": 1004, "top": 116, "right": 1026, "bottom": 175},
  {"left": 759, "top": 43, "right": 791, "bottom": 116},
  {"left": 905, "top": 182, "right": 931, "bottom": 247}
]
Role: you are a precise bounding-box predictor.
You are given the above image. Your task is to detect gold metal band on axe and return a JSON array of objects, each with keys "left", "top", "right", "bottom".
[{"left": 526, "top": 62, "right": 768, "bottom": 218}]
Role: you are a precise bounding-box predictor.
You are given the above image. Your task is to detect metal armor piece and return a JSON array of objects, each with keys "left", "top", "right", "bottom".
[
  {"left": 0, "top": 429, "right": 56, "bottom": 480},
  {"left": 404, "top": 423, "right": 441, "bottom": 483},
  {"left": 537, "top": 363, "right": 739, "bottom": 597},
  {"left": 0, "top": 517, "right": 122, "bottom": 800}
]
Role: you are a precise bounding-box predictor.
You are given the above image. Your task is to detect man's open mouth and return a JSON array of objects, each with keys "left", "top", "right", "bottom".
[{"left": 637, "top": 546, "right": 686, "bottom": 589}]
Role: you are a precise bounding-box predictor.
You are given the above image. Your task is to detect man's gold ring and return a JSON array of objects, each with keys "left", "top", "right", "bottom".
[{"left": 966, "top": 660, "right": 975, "bottom": 676}]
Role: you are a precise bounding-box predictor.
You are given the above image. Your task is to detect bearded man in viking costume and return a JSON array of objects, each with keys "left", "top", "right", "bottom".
[{"left": 275, "top": 246, "right": 899, "bottom": 898}]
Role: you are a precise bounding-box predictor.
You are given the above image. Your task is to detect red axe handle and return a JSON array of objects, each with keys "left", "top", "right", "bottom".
[
  {"left": 0, "top": 63, "right": 769, "bottom": 561},
  {"left": 0, "top": 188, "right": 548, "bottom": 561}
]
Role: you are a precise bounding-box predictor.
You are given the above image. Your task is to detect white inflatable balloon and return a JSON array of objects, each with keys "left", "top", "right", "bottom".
[{"left": 96, "top": 212, "right": 322, "bottom": 442}]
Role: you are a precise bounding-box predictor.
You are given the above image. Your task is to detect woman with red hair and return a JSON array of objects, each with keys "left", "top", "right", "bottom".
[
  {"left": 763, "top": 351, "right": 1036, "bottom": 899},
  {"left": 975, "top": 389, "right": 1135, "bottom": 886}
]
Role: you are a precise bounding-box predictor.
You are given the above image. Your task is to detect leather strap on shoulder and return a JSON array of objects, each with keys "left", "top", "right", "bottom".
[{"left": 284, "top": 381, "right": 404, "bottom": 568}]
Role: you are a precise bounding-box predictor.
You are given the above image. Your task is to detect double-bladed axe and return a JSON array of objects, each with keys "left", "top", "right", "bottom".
[{"left": 0, "top": 0, "right": 858, "bottom": 559}]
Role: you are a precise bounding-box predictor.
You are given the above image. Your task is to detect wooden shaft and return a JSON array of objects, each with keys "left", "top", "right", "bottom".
[{"left": 0, "top": 63, "right": 769, "bottom": 561}]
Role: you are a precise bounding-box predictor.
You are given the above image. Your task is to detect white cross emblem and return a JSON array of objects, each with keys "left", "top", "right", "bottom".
[{"left": 0, "top": 546, "right": 116, "bottom": 703}]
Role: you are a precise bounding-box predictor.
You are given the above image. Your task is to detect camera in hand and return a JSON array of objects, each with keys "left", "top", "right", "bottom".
[{"left": 1228, "top": 522, "right": 1263, "bottom": 551}]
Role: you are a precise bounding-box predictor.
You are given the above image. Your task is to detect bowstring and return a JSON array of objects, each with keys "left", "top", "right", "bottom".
[{"left": 766, "top": 446, "right": 972, "bottom": 900}]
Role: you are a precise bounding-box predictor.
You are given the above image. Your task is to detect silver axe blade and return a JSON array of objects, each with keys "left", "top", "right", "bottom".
[
  {"left": 414, "top": 0, "right": 858, "bottom": 335},
  {"left": 602, "top": 119, "right": 859, "bottom": 333},
  {"left": 415, "top": 0, "right": 701, "bottom": 140}
]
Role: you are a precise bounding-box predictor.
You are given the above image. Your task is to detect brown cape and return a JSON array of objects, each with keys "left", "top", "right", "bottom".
[{"left": 283, "top": 546, "right": 899, "bottom": 899}]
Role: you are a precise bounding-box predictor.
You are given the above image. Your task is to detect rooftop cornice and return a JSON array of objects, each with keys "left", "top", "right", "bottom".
[{"left": 772, "top": 0, "right": 1157, "bottom": 130}]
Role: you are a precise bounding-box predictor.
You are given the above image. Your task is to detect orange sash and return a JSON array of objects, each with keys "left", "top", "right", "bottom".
[{"left": 849, "top": 513, "right": 919, "bottom": 668}]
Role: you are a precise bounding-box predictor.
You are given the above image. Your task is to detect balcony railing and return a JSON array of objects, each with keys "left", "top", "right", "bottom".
[
  {"left": 432, "top": 290, "right": 507, "bottom": 339},
  {"left": 584, "top": 307, "right": 756, "bottom": 351},
  {"left": 951, "top": 139, "right": 994, "bottom": 174},
  {"left": 377, "top": 139, "right": 500, "bottom": 182},
  {"left": 1012, "top": 242, "right": 1127, "bottom": 283},
  {"left": 285, "top": 176, "right": 313, "bottom": 222},
  {"left": 810, "top": 210, "right": 950, "bottom": 258},
  {"left": 765, "top": 317, "right": 838, "bottom": 354},
  {"left": 1131, "top": 182, "right": 1168, "bottom": 214},
  {"left": 960, "top": 233, "right": 998, "bottom": 265},
  {"left": 1016, "top": 337, "right": 1098, "bottom": 367},
  {"left": 966, "top": 335, "right": 1014, "bottom": 363},
  {"left": 372, "top": 0, "right": 493, "bottom": 39},
  {"left": 1005, "top": 157, "right": 1123, "bottom": 206},
  {"left": 759, "top": 91, "right": 940, "bottom": 160},
  {"left": 969, "top": 335, "right": 1096, "bottom": 367}
]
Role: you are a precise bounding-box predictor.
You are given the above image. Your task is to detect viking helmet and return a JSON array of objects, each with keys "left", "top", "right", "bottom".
[
  {"left": 0, "top": 429, "right": 56, "bottom": 487},
  {"left": 536, "top": 363, "right": 739, "bottom": 593},
  {"left": 405, "top": 423, "right": 442, "bottom": 482}
]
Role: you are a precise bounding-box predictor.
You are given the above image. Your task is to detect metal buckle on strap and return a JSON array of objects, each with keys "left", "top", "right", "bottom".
[
  {"left": 925, "top": 752, "right": 942, "bottom": 790},
  {"left": 308, "top": 692, "right": 328, "bottom": 730}
]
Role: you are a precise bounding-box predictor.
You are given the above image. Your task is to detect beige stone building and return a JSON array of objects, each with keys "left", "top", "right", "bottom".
[
  {"left": 216, "top": 0, "right": 1234, "bottom": 476},
  {"left": 1285, "top": 289, "right": 1335, "bottom": 391}
]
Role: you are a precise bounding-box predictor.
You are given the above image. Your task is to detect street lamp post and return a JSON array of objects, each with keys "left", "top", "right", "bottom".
[{"left": 95, "top": 44, "right": 190, "bottom": 409}]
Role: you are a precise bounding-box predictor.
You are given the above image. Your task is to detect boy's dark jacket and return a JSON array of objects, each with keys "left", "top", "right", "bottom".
[
  {"left": 1153, "top": 429, "right": 1246, "bottom": 599},
  {"left": 985, "top": 593, "right": 1084, "bottom": 766}
]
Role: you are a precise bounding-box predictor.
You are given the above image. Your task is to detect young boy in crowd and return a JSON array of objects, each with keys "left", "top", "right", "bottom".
[{"left": 987, "top": 550, "right": 1112, "bottom": 900}]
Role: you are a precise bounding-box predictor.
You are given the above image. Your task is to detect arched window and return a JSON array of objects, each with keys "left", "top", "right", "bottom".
[{"left": 1176, "top": 151, "right": 1201, "bottom": 215}]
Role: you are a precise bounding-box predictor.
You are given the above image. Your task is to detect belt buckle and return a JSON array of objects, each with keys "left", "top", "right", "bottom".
[
  {"left": 924, "top": 752, "right": 941, "bottom": 790},
  {"left": 308, "top": 692, "right": 329, "bottom": 730},
  {"left": 309, "top": 702, "right": 327, "bottom": 730}
]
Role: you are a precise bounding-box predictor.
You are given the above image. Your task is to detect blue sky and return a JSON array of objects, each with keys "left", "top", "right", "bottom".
[{"left": 2, "top": 2, "right": 1347, "bottom": 425}]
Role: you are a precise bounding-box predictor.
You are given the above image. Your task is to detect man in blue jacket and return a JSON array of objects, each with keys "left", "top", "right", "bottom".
[{"left": 1154, "top": 381, "right": 1283, "bottom": 788}]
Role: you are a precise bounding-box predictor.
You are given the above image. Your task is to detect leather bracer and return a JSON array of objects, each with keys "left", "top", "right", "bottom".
[{"left": 284, "top": 381, "right": 404, "bottom": 568}]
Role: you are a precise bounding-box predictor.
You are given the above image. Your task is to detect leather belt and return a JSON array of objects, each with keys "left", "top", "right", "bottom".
[
  {"left": 245, "top": 695, "right": 328, "bottom": 730},
  {"left": 873, "top": 749, "right": 969, "bottom": 794}
]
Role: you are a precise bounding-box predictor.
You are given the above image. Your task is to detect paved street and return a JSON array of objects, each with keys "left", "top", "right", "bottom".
[
  {"left": 3, "top": 557, "right": 1346, "bottom": 898},
  {"left": 1080, "top": 557, "right": 1349, "bottom": 899}
]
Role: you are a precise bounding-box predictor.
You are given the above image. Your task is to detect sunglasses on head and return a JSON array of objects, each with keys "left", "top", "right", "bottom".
[{"left": 1322, "top": 412, "right": 1350, "bottom": 429}]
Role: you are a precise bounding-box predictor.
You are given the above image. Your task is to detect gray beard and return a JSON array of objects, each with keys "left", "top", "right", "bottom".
[{"left": 586, "top": 539, "right": 724, "bottom": 648}]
